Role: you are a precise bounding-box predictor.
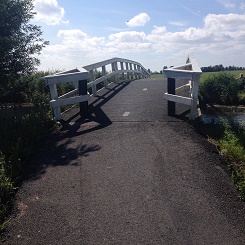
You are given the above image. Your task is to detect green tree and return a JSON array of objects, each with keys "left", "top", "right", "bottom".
[{"left": 0, "top": 0, "right": 48, "bottom": 102}]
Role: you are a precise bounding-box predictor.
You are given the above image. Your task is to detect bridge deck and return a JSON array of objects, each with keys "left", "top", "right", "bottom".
[
  {"left": 63, "top": 78, "right": 190, "bottom": 123},
  {"left": 5, "top": 78, "right": 245, "bottom": 244}
]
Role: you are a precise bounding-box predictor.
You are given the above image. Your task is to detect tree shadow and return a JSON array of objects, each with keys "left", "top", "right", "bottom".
[{"left": 19, "top": 81, "right": 132, "bottom": 183}]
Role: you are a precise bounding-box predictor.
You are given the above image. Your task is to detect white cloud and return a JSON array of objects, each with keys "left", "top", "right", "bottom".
[
  {"left": 38, "top": 13, "right": 245, "bottom": 71},
  {"left": 109, "top": 31, "right": 146, "bottom": 43},
  {"left": 168, "top": 21, "right": 186, "bottom": 27},
  {"left": 34, "top": 0, "right": 68, "bottom": 25},
  {"left": 240, "top": 3, "right": 245, "bottom": 11},
  {"left": 204, "top": 14, "right": 245, "bottom": 31},
  {"left": 216, "top": 0, "right": 236, "bottom": 8},
  {"left": 107, "top": 31, "right": 151, "bottom": 51},
  {"left": 126, "top": 13, "right": 150, "bottom": 27}
]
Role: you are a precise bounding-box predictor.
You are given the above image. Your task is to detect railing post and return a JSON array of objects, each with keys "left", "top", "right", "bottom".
[
  {"left": 126, "top": 62, "right": 130, "bottom": 80},
  {"left": 168, "top": 78, "right": 175, "bottom": 116},
  {"left": 134, "top": 64, "right": 138, "bottom": 79},
  {"left": 137, "top": 65, "right": 141, "bottom": 78},
  {"left": 102, "top": 65, "right": 107, "bottom": 88},
  {"left": 78, "top": 79, "right": 88, "bottom": 118},
  {"left": 90, "top": 70, "right": 97, "bottom": 96},
  {"left": 130, "top": 63, "right": 133, "bottom": 80},
  {"left": 120, "top": 62, "right": 125, "bottom": 80},
  {"left": 115, "top": 62, "right": 119, "bottom": 82},
  {"left": 111, "top": 62, "right": 118, "bottom": 83},
  {"left": 49, "top": 84, "right": 61, "bottom": 120},
  {"left": 190, "top": 74, "right": 200, "bottom": 120}
]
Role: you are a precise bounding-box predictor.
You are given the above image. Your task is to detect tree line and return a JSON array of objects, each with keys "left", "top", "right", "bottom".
[
  {"left": 201, "top": 65, "right": 245, "bottom": 72},
  {"left": 150, "top": 65, "right": 245, "bottom": 75}
]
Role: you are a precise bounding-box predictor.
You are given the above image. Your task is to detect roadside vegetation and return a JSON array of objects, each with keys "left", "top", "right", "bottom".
[
  {"left": 198, "top": 71, "right": 245, "bottom": 200},
  {"left": 0, "top": 0, "right": 52, "bottom": 232}
]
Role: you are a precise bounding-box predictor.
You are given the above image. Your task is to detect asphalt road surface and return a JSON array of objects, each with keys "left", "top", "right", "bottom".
[{"left": 4, "top": 78, "right": 245, "bottom": 245}]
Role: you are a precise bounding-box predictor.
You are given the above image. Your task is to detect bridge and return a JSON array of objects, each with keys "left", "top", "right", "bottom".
[
  {"left": 41, "top": 54, "right": 201, "bottom": 121},
  {"left": 5, "top": 55, "right": 245, "bottom": 244}
]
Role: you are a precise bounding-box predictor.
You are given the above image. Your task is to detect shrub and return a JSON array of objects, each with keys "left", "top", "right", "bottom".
[
  {"left": 199, "top": 72, "right": 242, "bottom": 105},
  {"left": 0, "top": 152, "right": 14, "bottom": 229}
]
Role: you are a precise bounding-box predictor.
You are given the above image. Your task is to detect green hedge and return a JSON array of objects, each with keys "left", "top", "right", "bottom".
[{"left": 199, "top": 72, "right": 243, "bottom": 105}]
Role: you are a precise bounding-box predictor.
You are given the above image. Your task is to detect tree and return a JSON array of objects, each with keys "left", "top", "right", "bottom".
[{"left": 0, "top": 0, "right": 48, "bottom": 100}]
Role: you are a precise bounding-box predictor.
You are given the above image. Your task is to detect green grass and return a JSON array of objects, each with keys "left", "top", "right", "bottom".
[
  {"left": 197, "top": 120, "right": 245, "bottom": 200},
  {"left": 200, "top": 70, "right": 244, "bottom": 83},
  {"left": 150, "top": 74, "right": 164, "bottom": 79}
]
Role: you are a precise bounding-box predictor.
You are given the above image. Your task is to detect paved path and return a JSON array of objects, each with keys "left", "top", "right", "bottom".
[{"left": 4, "top": 78, "right": 245, "bottom": 244}]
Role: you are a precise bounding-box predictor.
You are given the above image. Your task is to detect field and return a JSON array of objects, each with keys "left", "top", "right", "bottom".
[
  {"left": 150, "top": 70, "right": 244, "bottom": 81},
  {"left": 150, "top": 74, "right": 164, "bottom": 79}
]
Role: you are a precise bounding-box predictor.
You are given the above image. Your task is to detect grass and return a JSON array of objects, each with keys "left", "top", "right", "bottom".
[
  {"left": 200, "top": 70, "right": 244, "bottom": 83},
  {"left": 150, "top": 74, "right": 164, "bottom": 79},
  {"left": 198, "top": 70, "right": 245, "bottom": 200},
  {"left": 199, "top": 120, "right": 245, "bottom": 200}
]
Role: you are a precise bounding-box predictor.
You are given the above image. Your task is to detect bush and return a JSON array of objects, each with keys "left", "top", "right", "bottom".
[
  {"left": 199, "top": 72, "right": 242, "bottom": 105},
  {"left": 0, "top": 152, "right": 14, "bottom": 229}
]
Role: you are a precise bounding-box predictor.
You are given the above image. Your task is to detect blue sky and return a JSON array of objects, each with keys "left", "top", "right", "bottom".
[{"left": 33, "top": 0, "right": 245, "bottom": 72}]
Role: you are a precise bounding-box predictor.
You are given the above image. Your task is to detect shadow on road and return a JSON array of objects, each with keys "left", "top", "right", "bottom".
[{"left": 18, "top": 81, "right": 132, "bottom": 183}]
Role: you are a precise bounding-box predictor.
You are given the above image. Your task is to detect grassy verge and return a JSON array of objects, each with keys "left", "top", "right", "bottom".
[
  {"left": 199, "top": 71, "right": 245, "bottom": 200},
  {"left": 0, "top": 108, "right": 55, "bottom": 232},
  {"left": 150, "top": 74, "right": 164, "bottom": 79},
  {"left": 198, "top": 119, "right": 245, "bottom": 200}
]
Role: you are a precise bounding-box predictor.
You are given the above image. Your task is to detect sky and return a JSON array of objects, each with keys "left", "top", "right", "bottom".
[{"left": 32, "top": 0, "right": 245, "bottom": 72}]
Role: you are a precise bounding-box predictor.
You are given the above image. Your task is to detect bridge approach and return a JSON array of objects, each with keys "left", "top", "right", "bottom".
[{"left": 5, "top": 57, "right": 245, "bottom": 245}]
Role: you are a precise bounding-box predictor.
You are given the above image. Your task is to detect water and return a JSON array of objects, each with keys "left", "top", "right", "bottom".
[{"left": 200, "top": 105, "right": 245, "bottom": 128}]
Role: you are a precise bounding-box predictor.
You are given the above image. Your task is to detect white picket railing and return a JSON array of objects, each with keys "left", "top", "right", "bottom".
[
  {"left": 42, "top": 57, "right": 150, "bottom": 120},
  {"left": 163, "top": 54, "right": 202, "bottom": 120}
]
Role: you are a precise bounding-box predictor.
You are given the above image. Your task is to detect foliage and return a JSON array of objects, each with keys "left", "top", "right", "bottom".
[
  {"left": 0, "top": 0, "right": 48, "bottom": 93},
  {"left": 218, "top": 122, "right": 245, "bottom": 200},
  {"left": 199, "top": 72, "right": 242, "bottom": 105},
  {"left": 198, "top": 120, "right": 245, "bottom": 200},
  {"left": 0, "top": 152, "right": 14, "bottom": 228},
  {"left": 201, "top": 65, "right": 245, "bottom": 72}
]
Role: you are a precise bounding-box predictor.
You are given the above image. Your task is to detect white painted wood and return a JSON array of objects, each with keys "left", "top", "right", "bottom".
[
  {"left": 126, "top": 63, "right": 130, "bottom": 79},
  {"left": 50, "top": 94, "right": 90, "bottom": 108},
  {"left": 175, "top": 83, "right": 190, "bottom": 95},
  {"left": 89, "top": 70, "right": 97, "bottom": 96},
  {"left": 58, "top": 89, "right": 78, "bottom": 99},
  {"left": 83, "top": 57, "right": 142, "bottom": 71},
  {"left": 190, "top": 74, "right": 201, "bottom": 120},
  {"left": 92, "top": 72, "right": 116, "bottom": 86},
  {"left": 49, "top": 84, "right": 61, "bottom": 120},
  {"left": 42, "top": 57, "right": 150, "bottom": 121},
  {"left": 163, "top": 54, "right": 202, "bottom": 120},
  {"left": 134, "top": 64, "right": 138, "bottom": 79},
  {"left": 165, "top": 93, "right": 192, "bottom": 105},
  {"left": 115, "top": 62, "right": 119, "bottom": 82},
  {"left": 120, "top": 62, "right": 125, "bottom": 80},
  {"left": 186, "top": 54, "right": 202, "bottom": 73},
  {"left": 102, "top": 66, "right": 107, "bottom": 88},
  {"left": 43, "top": 71, "right": 89, "bottom": 86},
  {"left": 129, "top": 63, "right": 133, "bottom": 79}
]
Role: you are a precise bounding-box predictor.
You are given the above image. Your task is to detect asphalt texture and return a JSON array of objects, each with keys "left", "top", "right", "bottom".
[{"left": 3, "top": 78, "right": 245, "bottom": 245}]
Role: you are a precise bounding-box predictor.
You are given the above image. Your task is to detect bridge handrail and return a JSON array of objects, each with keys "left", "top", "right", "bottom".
[
  {"left": 84, "top": 57, "right": 150, "bottom": 96},
  {"left": 163, "top": 54, "right": 202, "bottom": 120},
  {"left": 42, "top": 57, "right": 149, "bottom": 120}
]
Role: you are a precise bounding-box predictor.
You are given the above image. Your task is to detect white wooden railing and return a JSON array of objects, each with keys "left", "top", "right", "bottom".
[
  {"left": 84, "top": 57, "right": 150, "bottom": 96},
  {"left": 42, "top": 57, "right": 150, "bottom": 120},
  {"left": 163, "top": 54, "right": 202, "bottom": 120}
]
